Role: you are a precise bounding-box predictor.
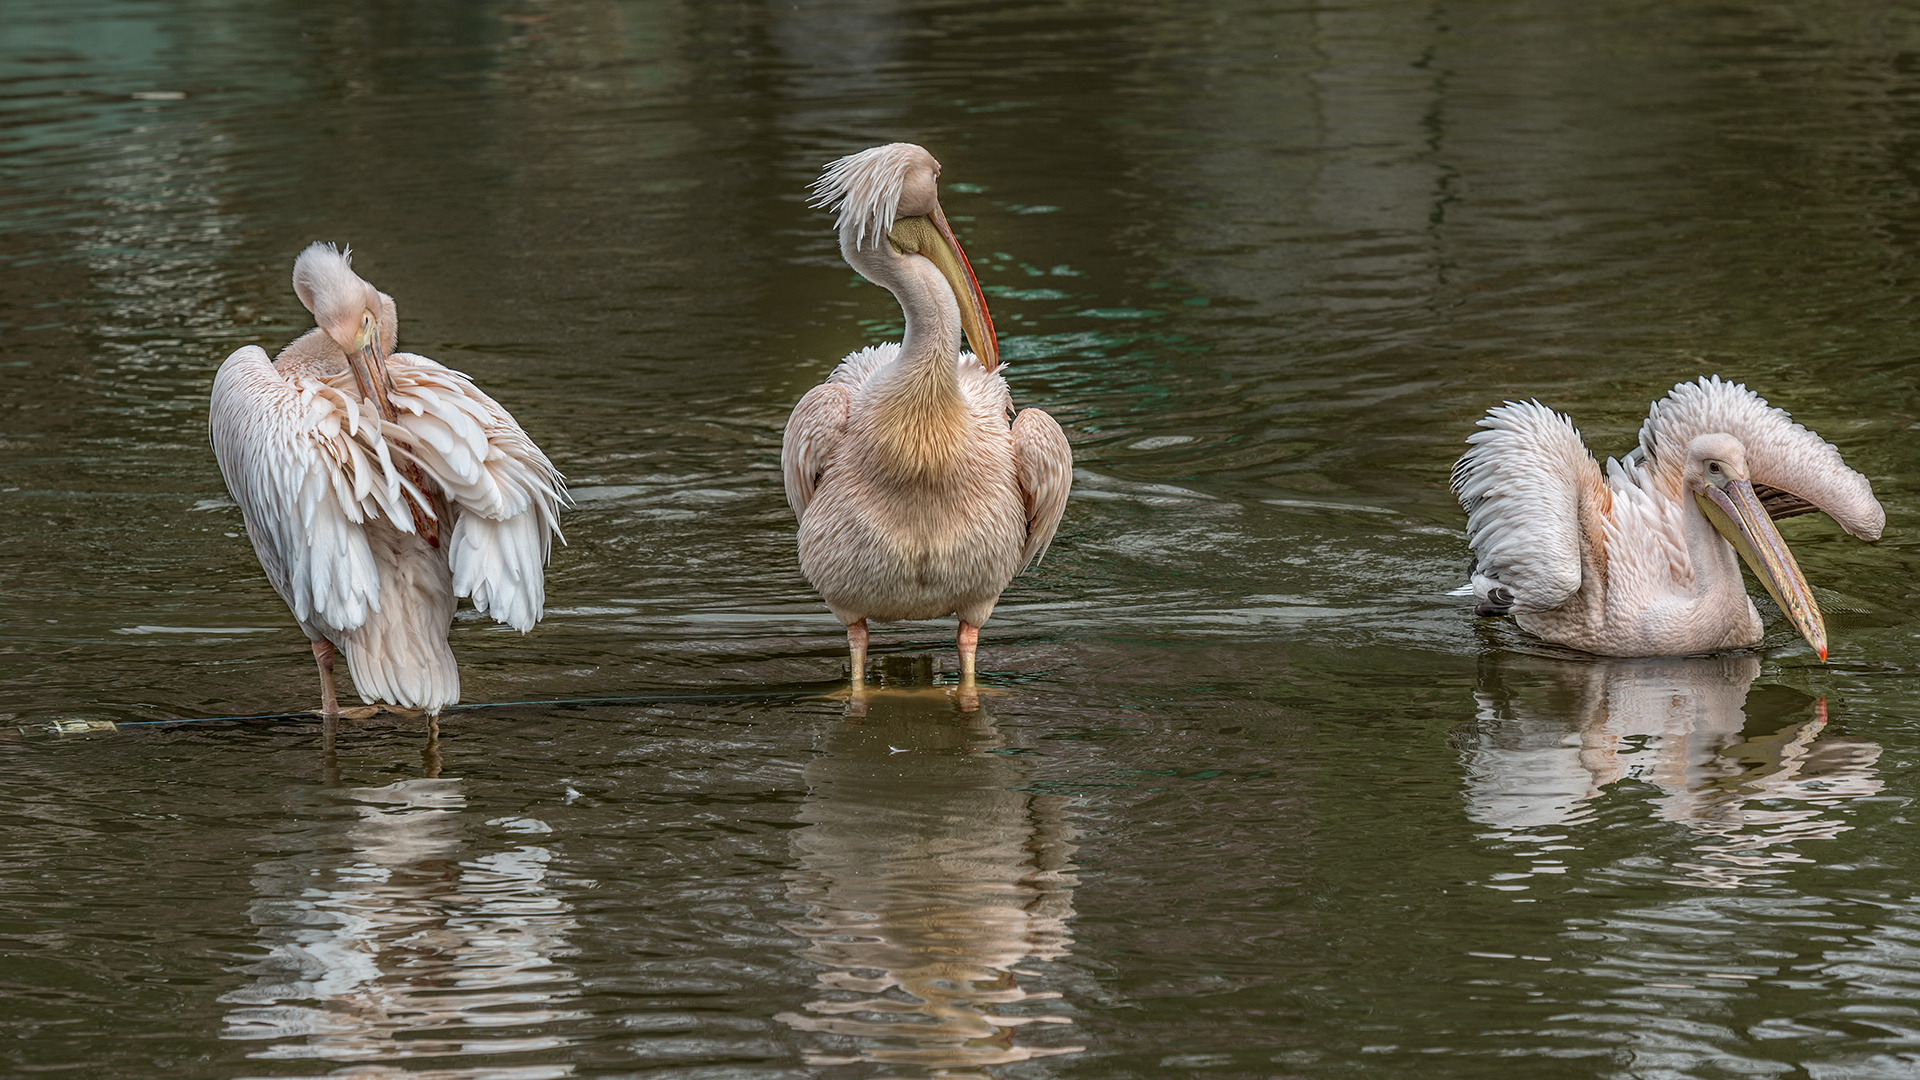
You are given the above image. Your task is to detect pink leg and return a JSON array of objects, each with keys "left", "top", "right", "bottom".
[
  {"left": 957, "top": 622, "right": 979, "bottom": 682},
  {"left": 956, "top": 622, "right": 981, "bottom": 712},
  {"left": 311, "top": 639, "right": 340, "bottom": 718},
  {"left": 847, "top": 619, "right": 869, "bottom": 686}
]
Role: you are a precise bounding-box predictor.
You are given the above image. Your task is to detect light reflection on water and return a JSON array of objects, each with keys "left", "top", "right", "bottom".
[
  {"left": 777, "top": 687, "right": 1081, "bottom": 1074},
  {"left": 6, "top": 0, "right": 1920, "bottom": 1077},
  {"left": 220, "top": 727, "right": 583, "bottom": 1075}
]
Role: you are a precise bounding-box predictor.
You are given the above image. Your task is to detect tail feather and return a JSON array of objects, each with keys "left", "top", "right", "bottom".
[{"left": 338, "top": 529, "right": 459, "bottom": 713}]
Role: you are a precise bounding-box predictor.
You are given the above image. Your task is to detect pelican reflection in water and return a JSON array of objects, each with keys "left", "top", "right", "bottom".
[
  {"left": 777, "top": 690, "right": 1083, "bottom": 1073},
  {"left": 220, "top": 735, "right": 582, "bottom": 1072},
  {"left": 1464, "top": 653, "right": 1883, "bottom": 889}
]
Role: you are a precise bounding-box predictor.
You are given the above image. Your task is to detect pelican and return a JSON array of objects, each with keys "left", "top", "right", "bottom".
[
  {"left": 1453, "top": 376, "right": 1882, "bottom": 659},
  {"left": 209, "top": 243, "right": 566, "bottom": 717},
  {"left": 782, "top": 143, "right": 1072, "bottom": 689}
]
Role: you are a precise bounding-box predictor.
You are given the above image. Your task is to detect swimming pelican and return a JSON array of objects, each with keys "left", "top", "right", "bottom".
[
  {"left": 782, "top": 143, "right": 1072, "bottom": 690},
  {"left": 209, "top": 243, "right": 566, "bottom": 717},
  {"left": 1453, "top": 376, "right": 1882, "bottom": 659}
]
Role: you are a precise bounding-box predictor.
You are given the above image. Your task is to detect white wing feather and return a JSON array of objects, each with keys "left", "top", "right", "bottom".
[
  {"left": 212, "top": 346, "right": 564, "bottom": 638},
  {"left": 209, "top": 345, "right": 416, "bottom": 634},
  {"left": 379, "top": 354, "right": 567, "bottom": 632},
  {"left": 1638, "top": 375, "right": 1883, "bottom": 539},
  {"left": 1452, "top": 401, "right": 1610, "bottom": 614}
]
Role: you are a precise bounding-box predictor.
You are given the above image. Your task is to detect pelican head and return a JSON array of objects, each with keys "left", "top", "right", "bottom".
[
  {"left": 810, "top": 143, "right": 998, "bottom": 372},
  {"left": 292, "top": 242, "right": 400, "bottom": 420},
  {"left": 1686, "top": 433, "right": 1827, "bottom": 660}
]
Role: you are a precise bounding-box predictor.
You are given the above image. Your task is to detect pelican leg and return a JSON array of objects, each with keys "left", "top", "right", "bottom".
[
  {"left": 311, "top": 639, "right": 340, "bottom": 718},
  {"left": 956, "top": 618, "right": 983, "bottom": 676},
  {"left": 957, "top": 622, "right": 980, "bottom": 682},
  {"left": 956, "top": 622, "right": 981, "bottom": 712},
  {"left": 847, "top": 619, "right": 869, "bottom": 685}
]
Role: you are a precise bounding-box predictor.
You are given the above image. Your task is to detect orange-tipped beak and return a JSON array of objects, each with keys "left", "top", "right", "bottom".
[{"left": 1698, "top": 477, "right": 1828, "bottom": 661}]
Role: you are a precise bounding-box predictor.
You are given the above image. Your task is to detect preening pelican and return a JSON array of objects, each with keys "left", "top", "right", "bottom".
[
  {"left": 209, "top": 243, "right": 565, "bottom": 717},
  {"left": 1453, "top": 376, "right": 1882, "bottom": 659},
  {"left": 782, "top": 144, "right": 1072, "bottom": 689}
]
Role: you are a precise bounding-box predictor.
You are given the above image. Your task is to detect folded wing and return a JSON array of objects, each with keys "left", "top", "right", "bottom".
[
  {"left": 209, "top": 345, "right": 417, "bottom": 633},
  {"left": 783, "top": 382, "right": 852, "bottom": 522},
  {"left": 1012, "top": 408, "right": 1072, "bottom": 566}
]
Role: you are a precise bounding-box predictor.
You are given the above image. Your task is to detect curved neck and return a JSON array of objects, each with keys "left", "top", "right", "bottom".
[
  {"left": 1681, "top": 494, "right": 1745, "bottom": 602},
  {"left": 842, "top": 231, "right": 970, "bottom": 477}
]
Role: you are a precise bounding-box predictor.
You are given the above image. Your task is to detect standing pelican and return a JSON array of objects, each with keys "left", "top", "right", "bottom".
[
  {"left": 782, "top": 144, "right": 1072, "bottom": 689},
  {"left": 209, "top": 244, "right": 566, "bottom": 717},
  {"left": 1453, "top": 376, "right": 1882, "bottom": 659}
]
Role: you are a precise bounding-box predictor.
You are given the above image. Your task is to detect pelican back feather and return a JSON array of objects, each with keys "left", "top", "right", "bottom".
[{"left": 1598, "top": 451, "right": 1695, "bottom": 606}]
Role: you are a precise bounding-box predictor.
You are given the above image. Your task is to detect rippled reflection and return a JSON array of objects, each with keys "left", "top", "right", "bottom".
[
  {"left": 1465, "top": 653, "right": 1883, "bottom": 889},
  {"left": 220, "top": 729, "right": 582, "bottom": 1076},
  {"left": 777, "top": 685, "right": 1082, "bottom": 1074}
]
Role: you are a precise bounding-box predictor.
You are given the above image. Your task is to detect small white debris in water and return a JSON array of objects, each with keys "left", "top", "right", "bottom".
[{"left": 1129, "top": 435, "right": 1194, "bottom": 451}]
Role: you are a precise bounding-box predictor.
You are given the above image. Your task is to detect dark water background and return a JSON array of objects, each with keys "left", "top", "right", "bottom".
[{"left": 6, "top": 2, "right": 1920, "bottom": 1077}]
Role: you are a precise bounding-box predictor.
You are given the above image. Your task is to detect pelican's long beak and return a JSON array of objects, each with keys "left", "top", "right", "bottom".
[
  {"left": 887, "top": 206, "right": 999, "bottom": 373},
  {"left": 347, "top": 310, "right": 399, "bottom": 423},
  {"left": 1697, "top": 478, "right": 1828, "bottom": 661}
]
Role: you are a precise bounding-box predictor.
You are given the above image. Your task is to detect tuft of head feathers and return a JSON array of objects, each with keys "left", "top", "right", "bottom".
[
  {"left": 809, "top": 143, "right": 936, "bottom": 251},
  {"left": 292, "top": 242, "right": 366, "bottom": 320},
  {"left": 291, "top": 241, "right": 397, "bottom": 353}
]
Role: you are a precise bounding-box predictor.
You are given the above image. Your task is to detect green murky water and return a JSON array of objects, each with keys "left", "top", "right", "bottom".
[{"left": 6, "top": 2, "right": 1920, "bottom": 1077}]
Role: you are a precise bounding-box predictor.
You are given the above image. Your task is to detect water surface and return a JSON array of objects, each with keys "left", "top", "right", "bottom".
[{"left": 5, "top": 2, "right": 1920, "bottom": 1077}]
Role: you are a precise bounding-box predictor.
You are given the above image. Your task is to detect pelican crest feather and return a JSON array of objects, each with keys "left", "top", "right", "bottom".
[{"left": 809, "top": 143, "right": 927, "bottom": 251}]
